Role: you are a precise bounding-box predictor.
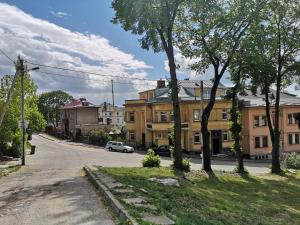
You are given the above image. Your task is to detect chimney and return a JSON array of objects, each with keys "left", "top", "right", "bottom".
[
  {"left": 79, "top": 97, "right": 86, "bottom": 102},
  {"left": 157, "top": 79, "right": 166, "bottom": 89}
]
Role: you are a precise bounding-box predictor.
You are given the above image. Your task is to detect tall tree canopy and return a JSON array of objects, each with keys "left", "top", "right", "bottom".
[
  {"left": 37, "top": 90, "right": 73, "bottom": 128},
  {"left": 246, "top": 0, "right": 300, "bottom": 173},
  {"left": 177, "top": 0, "right": 263, "bottom": 171},
  {"left": 112, "top": 0, "right": 184, "bottom": 169}
]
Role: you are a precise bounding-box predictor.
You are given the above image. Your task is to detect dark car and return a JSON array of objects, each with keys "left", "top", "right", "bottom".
[{"left": 154, "top": 145, "right": 171, "bottom": 157}]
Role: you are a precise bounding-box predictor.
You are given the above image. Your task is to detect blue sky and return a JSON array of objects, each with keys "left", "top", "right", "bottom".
[
  {"left": 1, "top": 0, "right": 167, "bottom": 77},
  {"left": 0, "top": 0, "right": 229, "bottom": 105}
]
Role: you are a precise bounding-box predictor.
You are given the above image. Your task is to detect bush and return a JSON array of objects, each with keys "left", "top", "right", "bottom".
[
  {"left": 182, "top": 158, "right": 191, "bottom": 172},
  {"left": 142, "top": 149, "right": 161, "bottom": 167},
  {"left": 88, "top": 130, "right": 112, "bottom": 146},
  {"left": 172, "top": 158, "right": 191, "bottom": 172},
  {"left": 284, "top": 152, "right": 300, "bottom": 169}
]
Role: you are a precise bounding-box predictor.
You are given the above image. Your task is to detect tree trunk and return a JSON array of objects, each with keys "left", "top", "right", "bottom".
[
  {"left": 272, "top": 75, "right": 282, "bottom": 173},
  {"left": 231, "top": 74, "right": 244, "bottom": 173},
  {"left": 167, "top": 46, "right": 183, "bottom": 170},
  {"left": 201, "top": 74, "right": 221, "bottom": 172}
]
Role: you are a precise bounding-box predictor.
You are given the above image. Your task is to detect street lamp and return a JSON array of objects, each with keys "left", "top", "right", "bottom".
[{"left": 20, "top": 62, "right": 40, "bottom": 166}]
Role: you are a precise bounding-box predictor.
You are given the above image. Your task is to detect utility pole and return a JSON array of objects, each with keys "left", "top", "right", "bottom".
[
  {"left": 111, "top": 80, "right": 115, "bottom": 109},
  {"left": 0, "top": 63, "right": 18, "bottom": 127},
  {"left": 20, "top": 56, "right": 26, "bottom": 166}
]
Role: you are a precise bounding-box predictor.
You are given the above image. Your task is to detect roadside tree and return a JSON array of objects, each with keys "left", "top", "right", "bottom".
[{"left": 112, "top": 0, "right": 184, "bottom": 170}]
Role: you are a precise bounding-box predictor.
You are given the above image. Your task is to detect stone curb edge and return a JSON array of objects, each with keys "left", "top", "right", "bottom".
[{"left": 83, "top": 166, "right": 139, "bottom": 225}]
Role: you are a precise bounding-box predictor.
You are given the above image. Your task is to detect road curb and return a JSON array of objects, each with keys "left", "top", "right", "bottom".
[{"left": 83, "top": 166, "right": 139, "bottom": 225}]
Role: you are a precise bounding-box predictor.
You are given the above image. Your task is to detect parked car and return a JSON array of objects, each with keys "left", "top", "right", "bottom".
[
  {"left": 154, "top": 145, "right": 171, "bottom": 157},
  {"left": 105, "top": 141, "right": 134, "bottom": 153}
]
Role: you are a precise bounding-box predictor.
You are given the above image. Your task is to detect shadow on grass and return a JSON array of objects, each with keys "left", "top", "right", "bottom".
[{"left": 99, "top": 167, "right": 300, "bottom": 225}]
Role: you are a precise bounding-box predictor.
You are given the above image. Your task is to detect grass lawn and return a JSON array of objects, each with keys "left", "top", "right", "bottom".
[
  {"left": 0, "top": 165, "right": 21, "bottom": 178},
  {"left": 97, "top": 167, "right": 300, "bottom": 225}
]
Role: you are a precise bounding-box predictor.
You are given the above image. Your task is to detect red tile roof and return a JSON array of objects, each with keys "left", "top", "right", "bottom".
[{"left": 62, "top": 98, "right": 95, "bottom": 109}]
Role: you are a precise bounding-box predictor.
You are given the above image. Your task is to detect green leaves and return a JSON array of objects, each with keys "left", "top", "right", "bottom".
[{"left": 37, "top": 90, "right": 73, "bottom": 127}]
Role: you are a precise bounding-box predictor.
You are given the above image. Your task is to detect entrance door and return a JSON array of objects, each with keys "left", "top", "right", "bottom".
[
  {"left": 142, "top": 133, "right": 146, "bottom": 147},
  {"left": 211, "top": 130, "right": 221, "bottom": 155}
]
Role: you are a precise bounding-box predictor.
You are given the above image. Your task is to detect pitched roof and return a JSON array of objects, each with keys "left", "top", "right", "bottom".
[
  {"left": 62, "top": 98, "right": 95, "bottom": 109},
  {"left": 239, "top": 89, "right": 300, "bottom": 107}
]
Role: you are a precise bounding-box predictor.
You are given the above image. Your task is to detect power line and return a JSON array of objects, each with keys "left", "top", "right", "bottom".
[
  {"left": 37, "top": 70, "right": 157, "bottom": 87},
  {"left": 0, "top": 48, "right": 15, "bottom": 63},
  {"left": 25, "top": 60, "right": 157, "bottom": 82}
]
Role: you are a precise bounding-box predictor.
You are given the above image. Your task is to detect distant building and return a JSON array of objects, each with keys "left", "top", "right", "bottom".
[
  {"left": 60, "top": 98, "right": 104, "bottom": 138},
  {"left": 98, "top": 102, "right": 124, "bottom": 129}
]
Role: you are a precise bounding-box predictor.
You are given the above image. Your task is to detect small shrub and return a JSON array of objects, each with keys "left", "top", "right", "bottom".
[
  {"left": 142, "top": 149, "right": 161, "bottom": 167},
  {"left": 284, "top": 152, "right": 300, "bottom": 169},
  {"left": 182, "top": 158, "right": 191, "bottom": 172}
]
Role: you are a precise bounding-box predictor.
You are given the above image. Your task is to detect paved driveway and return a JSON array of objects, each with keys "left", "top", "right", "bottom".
[
  {"left": 0, "top": 134, "right": 270, "bottom": 225},
  {"left": 0, "top": 135, "right": 115, "bottom": 225}
]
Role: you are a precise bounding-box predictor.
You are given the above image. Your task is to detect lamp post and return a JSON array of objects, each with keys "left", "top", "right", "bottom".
[{"left": 19, "top": 56, "right": 39, "bottom": 166}]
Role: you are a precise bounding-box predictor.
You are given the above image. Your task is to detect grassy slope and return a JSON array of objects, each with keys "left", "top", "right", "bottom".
[
  {"left": 98, "top": 167, "right": 300, "bottom": 225},
  {"left": 0, "top": 165, "right": 21, "bottom": 178}
]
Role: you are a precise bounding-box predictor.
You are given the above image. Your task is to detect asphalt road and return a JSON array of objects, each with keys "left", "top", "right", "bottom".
[
  {"left": 0, "top": 134, "right": 270, "bottom": 225},
  {"left": 0, "top": 135, "right": 115, "bottom": 225}
]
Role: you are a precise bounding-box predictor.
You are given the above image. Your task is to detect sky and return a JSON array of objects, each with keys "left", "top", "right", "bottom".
[{"left": 0, "top": 1, "right": 297, "bottom": 106}]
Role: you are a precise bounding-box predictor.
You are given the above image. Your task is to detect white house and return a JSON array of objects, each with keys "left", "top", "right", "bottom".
[{"left": 98, "top": 102, "right": 124, "bottom": 129}]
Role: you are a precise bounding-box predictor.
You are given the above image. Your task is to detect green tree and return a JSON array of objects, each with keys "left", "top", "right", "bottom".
[
  {"left": 37, "top": 90, "right": 73, "bottom": 128},
  {"left": 0, "top": 67, "right": 45, "bottom": 156},
  {"left": 177, "top": 0, "right": 262, "bottom": 172},
  {"left": 112, "top": 0, "right": 184, "bottom": 169},
  {"left": 227, "top": 49, "right": 249, "bottom": 173},
  {"left": 246, "top": 0, "right": 300, "bottom": 173}
]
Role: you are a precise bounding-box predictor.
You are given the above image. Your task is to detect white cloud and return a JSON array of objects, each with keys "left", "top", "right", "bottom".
[
  {"left": 50, "top": 11, "right": 71, "bottom": 18},
  {"left": 164, "top": 50, "right": 232, "bottom": 86},
  {"left": 0, "top": 3, "right": 153, "bottom": 105}
]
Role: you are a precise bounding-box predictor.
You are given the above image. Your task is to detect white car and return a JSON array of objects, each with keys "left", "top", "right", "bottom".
[{"left": 105, "top": 141, "right": 134, "bottom": 153}]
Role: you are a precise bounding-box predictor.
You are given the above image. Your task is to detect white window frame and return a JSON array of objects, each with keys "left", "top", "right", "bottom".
[
  {"left": 222, "top": 109, "right": 228, "bottom": 120},
  {"left": 194, "top": 110, "right": 201, "bottom": 122},
  {"left": 223, "top": 131, "right": 229, "bottom": 142}
]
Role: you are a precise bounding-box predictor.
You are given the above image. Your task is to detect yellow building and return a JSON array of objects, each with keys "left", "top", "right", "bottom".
[
  {"left": 124, "top": 80, "right": 233, "bottom": 154},
  {"left": 240, "top": 90, "right": 300, "bottom": 159}
]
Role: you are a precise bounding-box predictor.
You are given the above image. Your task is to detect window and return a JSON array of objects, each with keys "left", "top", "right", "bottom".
[
  {"left": 170, "top": 113, "right": 174, "bottom": 122},
  {"left": 109, "top": 112, "right": 112, "bottom": 116},
  {"left": 295, "top": 133, "right": 300, "bottom": 144},
  {"left": 288, "top": 134, "right": 293, "bottom": 145},
  {"left": 116, "top": 112, "right": 119, "bottom": 116},
  {"left": 222, "top": 109, "right": 228, "bottom": 120},
  {"left": 194, "top": 110, "right": 200, "bottom": 121},
  {"left": 194, "top": 132, "right": 201, "bottom": 144},
  {"left": 160, "top": 112, "right": 168, "bottom": 122},
  {"left": 220, "top": 89, "right": 226, "bottom": 98},
  {"left": 255, "top": 137, "right": 260, "bottom": 148},
  {"left": 129, "top": 112, "right": 135, "bottom": 122},
  {"left": 203, "top": 90, "right": 210, "bottom": 99},
  {"left": 254, "top": 116, "right": 260, "bottom": 127},
  {"left": 262, "top": 136, "right": 268, "bottom": 147},
  {"left": 262, "top": 116, "right": 267, "bottom": 126},
  {"left": 223, "top": 131, "right": 228, "bottom": 142},
  {"left": 294, "top": 113, "right": 299, "bottom": 124},
  {"left": 98, "top": 118, "right": 103, "bottom": 123},
  {"left": 288, "top": 114, "right": 293, "bottom": 124},
  {"left": 129, "top": 131, "right": 135, "bottom": 141}
]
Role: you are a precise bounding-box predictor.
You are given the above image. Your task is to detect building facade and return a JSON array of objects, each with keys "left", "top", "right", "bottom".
[
  {"left": 125, "top": 80, "right": 300, "bottom": 158},
  {"left": 124, "top": 80, "right": 233, "bottom": 154},
  {"left": 60, "top": 98, "right": 105, "bottom": 137},
  {"left": 240, "top": 90, "right": 300, "bottom": 158},
  {"left": 98, "top": 102, "right": 124, "bottom": 129}
]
